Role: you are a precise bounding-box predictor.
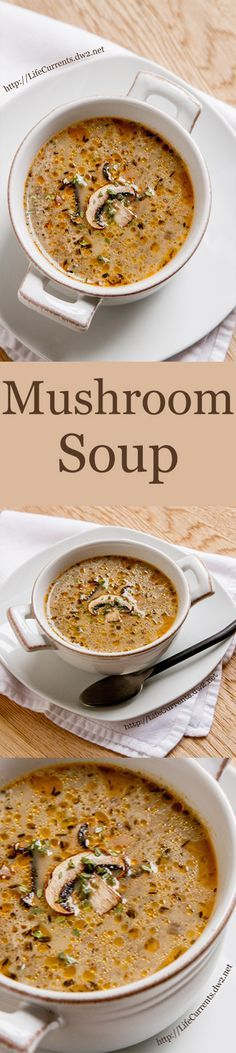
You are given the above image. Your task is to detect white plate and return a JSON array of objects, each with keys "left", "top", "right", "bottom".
[
  {"left": 1, "top": 52, "right": 236, "bottom": 361},
  {"left": 0, "top": 525, "right": 235, "bottom": 723}
]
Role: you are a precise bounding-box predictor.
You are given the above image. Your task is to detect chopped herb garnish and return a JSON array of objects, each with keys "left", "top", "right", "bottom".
[
  {"left": 81, "top": 856, "right": 94, "bottom": 872},
  {"left": 31, "top": 839, "right": 51, "bottom": 856},
  {"left": 32, "top": 929, "right": 50, "bottom": 942}
]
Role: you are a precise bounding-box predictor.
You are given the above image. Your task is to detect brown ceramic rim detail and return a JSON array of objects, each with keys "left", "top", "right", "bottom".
[
  {"left": 188, "top": 562, "right": 214, "bottom": 607},
  {"left": 216, "top": 759, "right": 230, "bottom": 782},
  {"left": 7, "top": 96, "right": 212, "bottom": 307},
  {"left": 0, "top": 760, "right": 235, "bottom": 1006},
  {"left": 18, "top": 283, "right": 97, "bottom": 333},
  {"left": 0, "top": 1018, "right": 58, "bottom": 1052},
  {"left": 7, "top": 607, "right": 27, "bottom": 650},
  {"left": 6, "top": 607, "right": 49, "bottom": 653},
  {"left": 127, "top": 70, "right": 202, "bottom": 134}
]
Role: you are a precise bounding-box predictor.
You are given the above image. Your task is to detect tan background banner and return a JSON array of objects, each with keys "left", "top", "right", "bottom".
[{"left": 0, "top": 363, "right": 235, "bottom": 505}]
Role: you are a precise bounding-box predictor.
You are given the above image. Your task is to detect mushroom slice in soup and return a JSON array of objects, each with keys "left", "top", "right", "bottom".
[
  {"left": 113, "top": 201, "right": 134, "bottom": 228},
  {"left": 88, "top": 593, "right": 134, "bottom": 615},
  {"left": 45, "top": 851, "right": 124, "bottom": 915},
  {"left": 88, "top": 873, "right": 121, "bottom": 914},
  {"left": 60, "top": 173, "right": 87, "bottom": 221},
  {"left": 86, "top": 183, "right": 135, "bottom": 229}
]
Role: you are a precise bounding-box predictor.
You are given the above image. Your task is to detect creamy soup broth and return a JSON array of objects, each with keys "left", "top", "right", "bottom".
[
  {"left": 0, "top": 764, "right": 217, "bottom": 991},
  {"left": 25, "top": 117, "right": 194, "bottom": 286},
  {"left": 45, "top": 555, "right": 178, "bottom": 651}
]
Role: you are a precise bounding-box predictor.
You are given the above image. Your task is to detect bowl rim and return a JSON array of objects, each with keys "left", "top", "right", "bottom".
[
  {"left": 0, "top": 759, "right": 235, "bottom": 1005},
  {"left": 7, "top": 93, "right": 212, "bottom": 300},
  {"left": 31, "top": 536, "right": 190, "bottom": 658}
]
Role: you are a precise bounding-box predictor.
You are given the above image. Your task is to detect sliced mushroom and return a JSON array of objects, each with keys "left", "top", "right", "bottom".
[
  {"left": 45, "top": 852, "right": 124, "bottom": 915},
  {"left": 86, "top": 186, "right": 110, "bottom": 229},
  {"left": 121, "top": 587, "right": 146, "bottom": 618},
  {"left": 60, "top": 173, "right": 87, "bottom": 222},
  {"left": 45, "top": 856, "right": 84, "bottom": 915},
  {"left": 114, "top": 202, "right": 134, "bottom": 228},
  {"left": 88, "top": 874, "right": 121, "bottom": 914},
  {"left": 86, "top": 184, "right": 135, "bottom": 230},
  {"left": 88, "top": 593, "right": 133, "bottom": 615},
  {"left": 88, "top": 593, "right": 111, "bottom": 613}
]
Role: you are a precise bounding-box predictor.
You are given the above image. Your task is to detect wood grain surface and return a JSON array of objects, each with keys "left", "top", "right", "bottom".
[
  {"left": 1, "top": 0, "right": 235, "bottom": 362},
  {"left": 0, "top": 505, "right": 235, "bottom": 759}
]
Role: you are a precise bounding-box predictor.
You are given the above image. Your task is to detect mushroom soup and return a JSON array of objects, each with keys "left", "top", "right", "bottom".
[
  {"left": 0, "top": 764, "right": 217, "bottom": 991},
  {"left": 45, "top": 555, "right": 178, "bottom": 651},
  {"left": 24, "top": 117, "right": 194, "bottom": 286}
]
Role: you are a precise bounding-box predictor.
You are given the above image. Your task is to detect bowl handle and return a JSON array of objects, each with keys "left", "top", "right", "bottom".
[
  {"left": 177, "top": 554, "right": 214, "bottom": 604},
  {"left": 7, "top": 604, "right": 55, "bottom": 652},
  {"left": 127, "top": 71, "right": 201, "bottom": 132},
  {"left": 0, "top": 1005, "right": 61, "bottom": 1053},
  {"left": 18, "top": 266, "right": 102, "bottom": 332}
]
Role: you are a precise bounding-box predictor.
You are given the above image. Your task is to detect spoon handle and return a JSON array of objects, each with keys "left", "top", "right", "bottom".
[{"left": 148, "top": 617, "right": 236, "bottom": 680}]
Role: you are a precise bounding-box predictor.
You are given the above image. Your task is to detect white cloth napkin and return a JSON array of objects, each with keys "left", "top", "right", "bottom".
[
  {"left": 0, "top": 1, "right": 235, "bottom": 363},
  {"left": 0, "top": 510, "right": 235, "bottom": 757}
]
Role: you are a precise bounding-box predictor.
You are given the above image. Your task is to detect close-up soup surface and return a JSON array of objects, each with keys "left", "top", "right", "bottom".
[
  {"left": 0, "top": 764, "right": 217, "bottom": 992},
  {"left": 45, "top": 555, "right": 178, "bottom": 651},
  {"left": 24, "top": 117, "right": 194, "bottom": 286}
]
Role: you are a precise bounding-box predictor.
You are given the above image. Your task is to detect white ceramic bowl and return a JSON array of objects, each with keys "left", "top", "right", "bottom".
[
  {"left": 0, "top": 758, "right": 235, "bottom": 1053},
  {"left": 8, "top": 71, "right": 211, "bottom": 331},
  {"left": 7, "top": 526, "right": 214, "bottom": 675}
]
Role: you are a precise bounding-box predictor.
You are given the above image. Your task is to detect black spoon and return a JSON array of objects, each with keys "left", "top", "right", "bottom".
[{"left": 80, "top": 618, "right": 236, "bottom": 708}]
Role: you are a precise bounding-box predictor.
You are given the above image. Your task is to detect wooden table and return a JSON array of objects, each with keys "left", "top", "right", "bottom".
[
  {"left": 0, "top": 505, "right": 235, "bottom": 758},
  {"left": 1, "top": 0, "right": 236, "bottom": 362}
]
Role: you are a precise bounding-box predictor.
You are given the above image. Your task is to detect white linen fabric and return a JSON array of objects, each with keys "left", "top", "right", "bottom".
[
  {"left": 0, "top": 510, "right": 235, "bottom": 757},
  {"left": 0, "top": 1, "right": 235, "bottom": 362}
]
